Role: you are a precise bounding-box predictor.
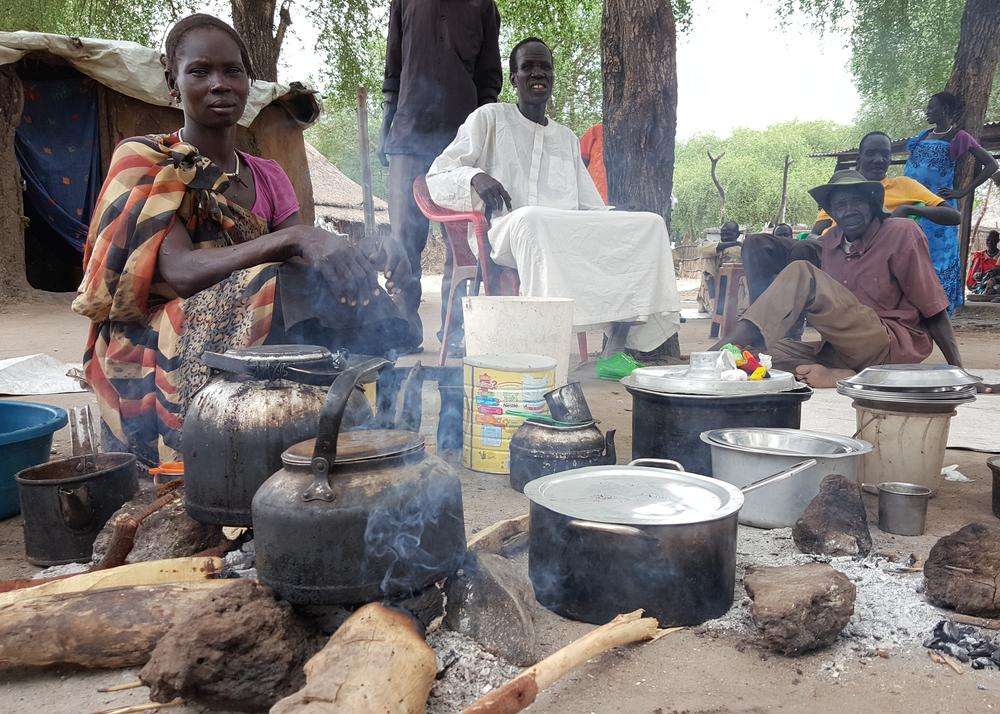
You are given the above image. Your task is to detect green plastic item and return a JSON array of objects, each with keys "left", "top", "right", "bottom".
[{"left": 595, "top": 352, "right": 645, "bottom": 381}]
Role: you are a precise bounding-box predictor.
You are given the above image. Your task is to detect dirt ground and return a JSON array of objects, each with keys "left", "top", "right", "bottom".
[{"left": 1, "top": 288, "right": 999, "bottom": 713}]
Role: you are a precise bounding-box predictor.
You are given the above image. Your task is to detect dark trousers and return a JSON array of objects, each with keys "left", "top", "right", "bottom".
[
  {"left": 742, "top": 233, "right": 823, "bottom": 341},
  {"left": 742, "top": 233, "right": 823, "bottom": 302},
  {"left": 387, "top": 153, "right": 466, "bottom": 348}
]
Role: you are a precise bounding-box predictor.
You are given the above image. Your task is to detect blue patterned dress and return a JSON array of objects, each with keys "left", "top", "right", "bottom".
[{"left": 904, "top": 129, "right": 962, "bottom": 313}]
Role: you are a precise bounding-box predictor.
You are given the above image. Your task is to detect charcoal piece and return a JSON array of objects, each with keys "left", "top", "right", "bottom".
[
  {"left": 972, "top": 657, "right": 997, "bottom": 670},
  {"left": 941, "top": 642, "right": 971, "bottom": 662}
]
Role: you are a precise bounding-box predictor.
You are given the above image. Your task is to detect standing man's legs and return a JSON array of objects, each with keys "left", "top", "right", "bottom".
[{"left": 387, "top": 153, "right": 435, "bottom": 349}]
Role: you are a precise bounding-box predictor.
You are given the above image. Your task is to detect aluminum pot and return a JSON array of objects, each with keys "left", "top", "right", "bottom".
[
  {"left": 701, "top": 428, "right": 872, "bottom": 529},
  {"left": 525, "top": 458, "right": 815, "bottom": 626}
]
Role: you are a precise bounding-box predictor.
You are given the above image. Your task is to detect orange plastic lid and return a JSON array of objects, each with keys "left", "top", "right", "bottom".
[{"left": 149, "top": 461, "right": 184, "bottom": 476}]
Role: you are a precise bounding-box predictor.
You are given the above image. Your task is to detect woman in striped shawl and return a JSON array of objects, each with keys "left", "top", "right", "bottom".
[{"left": 73, "top": 14, "right": 408, "bottom": 465}]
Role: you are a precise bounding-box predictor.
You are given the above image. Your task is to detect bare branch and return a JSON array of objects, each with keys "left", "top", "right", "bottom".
[{"left": 707, "top": 150, "right": 726, "bottom": 222}]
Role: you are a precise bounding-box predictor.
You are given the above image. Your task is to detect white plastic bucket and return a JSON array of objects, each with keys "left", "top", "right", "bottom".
[
  {"left": 462, "top": 297, "right": 574, "bottom": 387},
  {"left": 854, "top": 404, "right": 955, "bottom": 493},
  {"left": 462, "top": 354, "right": 556, "bottom": 474}
]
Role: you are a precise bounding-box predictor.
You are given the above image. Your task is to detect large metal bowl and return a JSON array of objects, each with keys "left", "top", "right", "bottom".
[{"left": 700, "top": 428, "right": 872, "bottom": 529}]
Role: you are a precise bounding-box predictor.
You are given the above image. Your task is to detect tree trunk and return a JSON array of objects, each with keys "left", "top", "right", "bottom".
[
  {"left": 602, "top": 0, "right": 680, "bottom": 358},
  {"left": 944, "top": 0, "right": 1000, "bottom": 290},
  {"left": 0, "top": 65, "right": 29, "bottom": 303},
  {"left": 602, "top": 0, "right": 678, "bottom": 228},
  {"left": 230, "top": 0, "right": 291, "bottom": 83}
]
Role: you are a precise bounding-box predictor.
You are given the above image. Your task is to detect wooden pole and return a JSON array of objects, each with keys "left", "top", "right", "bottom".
[
  {"left": 356, "top": 87, "right": 376, "bottom": 243},
  {"left": 707, "top": 150, "right": 726, "bottom": 222},
  {"left": 775, "top": 154, "right": 792, "bottom": 226}
]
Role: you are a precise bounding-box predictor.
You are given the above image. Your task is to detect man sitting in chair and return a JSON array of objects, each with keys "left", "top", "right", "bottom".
[{"left": 425, "top": 38, "right": 680, "bottom": 357}]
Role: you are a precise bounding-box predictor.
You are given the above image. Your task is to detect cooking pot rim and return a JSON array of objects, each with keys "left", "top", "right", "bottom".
[
  {"left": 523, "top": 464, "right": 745, "bottom": 526},
  {"left": 700, "top": 428, "right": 873, "bottom": 458},
  {"left": 16, "top": 452, "right": 136, "bottom": 486}
]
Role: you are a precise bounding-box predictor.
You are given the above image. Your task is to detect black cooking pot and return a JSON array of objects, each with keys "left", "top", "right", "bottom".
[
  {"left": 525, "top": 458, "right": 815, "bottom": 626},
  {"left": 16, "top": 453, "right": 138, "bottom": 565},
  {"left": 627, "top": 385, "right": 812, "bottom": 476}
]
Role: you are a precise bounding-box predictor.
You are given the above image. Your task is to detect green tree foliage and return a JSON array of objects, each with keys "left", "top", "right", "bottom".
[
  {"left": 672, "top": 120, "right": 855, "bottom": 241},
  {"left": 0, "top": 0, "right": 195, "bottom": 46},
  {"left": 779, "top": 0, "right": 1000, "bottom": 136}
]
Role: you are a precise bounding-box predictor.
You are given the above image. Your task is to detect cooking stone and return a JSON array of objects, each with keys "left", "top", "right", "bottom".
[
  {"left": 523, "top": 464, "right": 744, "bottom": 525},
  {"left": 622, "top": 365, "right": 804, "bottom": 396}
]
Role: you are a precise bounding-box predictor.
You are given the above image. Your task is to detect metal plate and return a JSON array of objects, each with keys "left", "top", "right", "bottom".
[
  {"left": 836, "top": 381, "right": 973, "bottom": 396},
  {"left": 701, "top": 428, "right": 871, "bottom": 457},
  {"left": 622, "top": 366, "right": 803, "bottom": 396},
  {"left": 282, "top": 429, "right": 425, "bottom": 466},
  {"left": 836, "top": 384, "right": 975, "bottom": 407},
  {"left": 843, "top": 364, "right": 982, "bottom": 389},
  {"left": 523, "top": 465, "right": 744, "bottom": 526}
]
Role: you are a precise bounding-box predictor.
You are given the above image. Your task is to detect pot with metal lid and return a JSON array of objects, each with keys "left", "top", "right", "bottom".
[
  {"left": 252, "top": 360, "right": 467, "bottom": 605},
  {"left": 182, "top": 345, "right": 374, "bottom": 526},
  {"left": 509, "top": 420, "right": 616, "bottom": 493},
  {"left": 525, "top": 457, "right": 815, "bottom": 626}
]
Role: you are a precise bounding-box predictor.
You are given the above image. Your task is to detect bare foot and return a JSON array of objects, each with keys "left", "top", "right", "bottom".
[{"left": 794, "top": 364, "right": 855, "bottom": 389}]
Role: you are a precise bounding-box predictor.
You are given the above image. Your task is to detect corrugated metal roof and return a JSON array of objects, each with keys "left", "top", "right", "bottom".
[{"left": 810, "top": 120, "right": 1000, "bottom": 159}]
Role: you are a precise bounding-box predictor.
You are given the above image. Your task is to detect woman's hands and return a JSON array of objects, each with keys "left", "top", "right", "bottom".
[{"left": 293, "top": 227, "right": 379, "bottom": 307}]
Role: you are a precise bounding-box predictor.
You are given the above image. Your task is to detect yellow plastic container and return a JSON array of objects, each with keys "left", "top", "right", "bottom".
[{"left": 462, "top": 354, "right": 557, "bottom": 474}]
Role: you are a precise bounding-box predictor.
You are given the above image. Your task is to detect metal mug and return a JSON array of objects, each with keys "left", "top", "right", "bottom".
[
  {"left": 544, "top": 382, "right": 594, "bottom": 423},
  {"left": 876, "top": 482, "right": 931, "bottom": 536}
]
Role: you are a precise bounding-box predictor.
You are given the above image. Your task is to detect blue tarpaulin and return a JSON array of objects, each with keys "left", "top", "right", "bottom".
[{"left": 14, "top": 76, "right": 101, "bottom": 254}]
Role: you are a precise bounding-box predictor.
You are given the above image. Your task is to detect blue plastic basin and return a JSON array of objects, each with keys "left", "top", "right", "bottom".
[{"left": 0, "top": 401, "right": 69, "bottom": 519}]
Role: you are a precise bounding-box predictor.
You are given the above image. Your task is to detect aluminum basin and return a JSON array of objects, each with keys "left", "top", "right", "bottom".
[{"left": 700, "top": 428, "right": 872, "bottom": 529}]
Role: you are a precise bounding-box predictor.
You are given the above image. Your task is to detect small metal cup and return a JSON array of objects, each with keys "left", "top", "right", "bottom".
[
  {"left": 544, "top": 382, "right": 593, "bottom": 423},
  {"left": 877, "top": 482, "right": 931, "bottom": 536}
]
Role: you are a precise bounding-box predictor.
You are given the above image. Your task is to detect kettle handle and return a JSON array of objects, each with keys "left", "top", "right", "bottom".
[{"left": 304, "top": 357, "right": 390, "bottom": 502}]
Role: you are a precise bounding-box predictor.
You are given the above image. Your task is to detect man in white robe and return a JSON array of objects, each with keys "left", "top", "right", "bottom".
[{"left": 426, "top": 37, "right": 681, "bottom": 355}]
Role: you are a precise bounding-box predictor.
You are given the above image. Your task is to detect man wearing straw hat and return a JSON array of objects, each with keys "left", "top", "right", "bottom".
[{"left": 712, "top": 169, "right": 966, "bottom": 389}]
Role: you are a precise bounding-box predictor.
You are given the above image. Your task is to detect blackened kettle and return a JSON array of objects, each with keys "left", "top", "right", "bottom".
[
  {"left": 182, "top": 345, "right": 372, "bottom": 527},
  {"left": 509, "top": 421, "right": 616, "bottom": 493},
  {"left": 252, "top": 360, "right": 467, "bottom": 605}
]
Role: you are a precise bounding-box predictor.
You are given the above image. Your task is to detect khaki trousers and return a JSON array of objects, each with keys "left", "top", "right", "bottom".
[{"left": 739, "top": 261, "right": 891, "bottom": 371}]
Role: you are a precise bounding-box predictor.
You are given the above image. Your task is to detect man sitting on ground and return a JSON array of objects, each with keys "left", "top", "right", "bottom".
[
  {"left": 426, "top": 38, "right": 680, "bottom": 357},
  {"left": 711, "top": 170, "right": 969, "bottom": 388},
  {"left": 742, "top": 131, "right": 960, "bottom": 304}
]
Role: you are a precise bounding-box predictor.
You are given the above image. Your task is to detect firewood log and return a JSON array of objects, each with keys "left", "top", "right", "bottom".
[
  {"left": 0, "top": 557, "right": 223, "bottom": 607},
  {"left": 270, "top": 602, "right": 436, "bottom": 714},
  {"left": 0, "top": 581, "right": 228, "bottom": 669}
]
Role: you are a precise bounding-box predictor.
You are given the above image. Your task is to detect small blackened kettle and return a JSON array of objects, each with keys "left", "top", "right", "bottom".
[
  {"left": 252, "top": 359, "right": 467, "bottom": 605},
  {"left": 509, "top": 421, "right": 616, "bottom": 493}
]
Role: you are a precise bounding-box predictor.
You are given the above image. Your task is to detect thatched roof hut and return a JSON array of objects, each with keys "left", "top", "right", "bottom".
[
  {"left": 307, "top": 142, "right": 390, "bottom": 244},
  {"left": 0, "top": 31, "right": 320, "bottom": 298}
]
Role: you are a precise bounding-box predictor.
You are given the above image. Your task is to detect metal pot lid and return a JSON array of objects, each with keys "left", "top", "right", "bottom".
[
  {"left": 202, "top": 344, "right": 336, "bottom": 375},
  {"left": 836, "top": 384, "right": 975, "bottom": 407},
  {"left": 282, "top": 429, "right": 425, "bottom": 467},
  {"left": 842, "top": 364, "right": 982, "bottom": 389},
  {"left": 700, "top": 428, "right": 872, "bottom": 457},
  {"left": 621, "top": 366, "right": 803, "bottom": 396},
  {"left": 523, "top": 465, "right": 744, "bottom": 526}
]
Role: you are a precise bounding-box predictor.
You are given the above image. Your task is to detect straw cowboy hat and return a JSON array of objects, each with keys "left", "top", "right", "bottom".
[{"left": 808, "top": 169, "right": 889, "bottom": 217}]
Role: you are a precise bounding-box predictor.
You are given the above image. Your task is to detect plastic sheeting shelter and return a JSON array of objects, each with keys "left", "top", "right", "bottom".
[{"left": 0, "top": 31, "right": 320, "bottom": 295}]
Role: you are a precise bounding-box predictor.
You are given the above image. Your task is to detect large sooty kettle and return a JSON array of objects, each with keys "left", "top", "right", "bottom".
[
  {"left": 252, "top": 360, "right": 467, "bottom": 605},
  {"left": 182, "top": 345, "right": 373, "bottom": 527}
]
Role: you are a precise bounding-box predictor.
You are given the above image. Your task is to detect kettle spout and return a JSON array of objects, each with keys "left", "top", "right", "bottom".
[{"left": 603, "top": 428, "right": 617, "bottom": 464}]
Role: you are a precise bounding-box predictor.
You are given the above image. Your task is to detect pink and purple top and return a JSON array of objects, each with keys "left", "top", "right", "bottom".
[{"left": 239, "top": 152, "right": 300, "bottom": 228}]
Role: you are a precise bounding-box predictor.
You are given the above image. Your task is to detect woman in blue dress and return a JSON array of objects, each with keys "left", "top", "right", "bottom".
[{"left": 902, "top": 92, "right": 998, "bottom": 314}]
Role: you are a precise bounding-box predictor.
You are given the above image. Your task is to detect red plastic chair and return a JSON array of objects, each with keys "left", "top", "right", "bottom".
[{"left": 412, "top": 175, "right": 589, "bottom": 366}]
